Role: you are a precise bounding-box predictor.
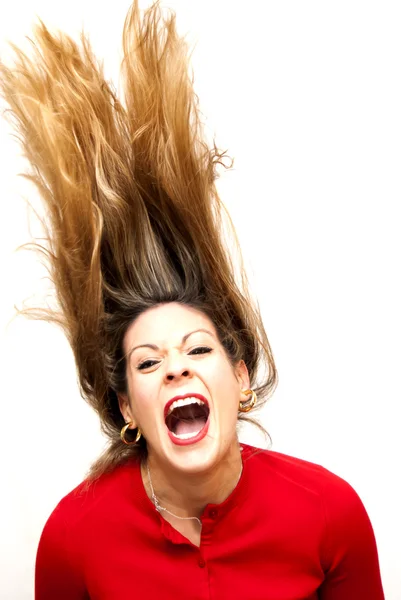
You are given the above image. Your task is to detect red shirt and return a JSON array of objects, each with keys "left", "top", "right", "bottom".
[{"left": 35, "top": 444, "right": 385, "bottom": 599}]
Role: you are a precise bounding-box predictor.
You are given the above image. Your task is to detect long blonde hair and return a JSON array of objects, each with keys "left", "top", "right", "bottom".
[{"left": 0, "top": 0, "right": 277, "bottom": 480}]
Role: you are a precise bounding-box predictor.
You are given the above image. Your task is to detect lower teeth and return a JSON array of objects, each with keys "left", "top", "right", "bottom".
[{"left": 172, "top": 430, "right": 201, "bottom": 440}]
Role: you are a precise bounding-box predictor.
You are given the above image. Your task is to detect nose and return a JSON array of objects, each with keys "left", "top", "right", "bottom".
[{"left": 164, "top": 352, "right": 193, "bottom": 382}]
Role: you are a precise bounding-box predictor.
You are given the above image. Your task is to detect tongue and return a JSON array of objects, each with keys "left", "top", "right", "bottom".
[{"left": 175, "top": 416, "right": 206, "bottom": 436}]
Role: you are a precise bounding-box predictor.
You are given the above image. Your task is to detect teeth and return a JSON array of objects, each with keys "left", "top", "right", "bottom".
[
  {"left": 167, "top": 397, "right": 205, "bottom": 416},
  {"left": 172, "top": 429, "right": 202, "bottom": 440}
]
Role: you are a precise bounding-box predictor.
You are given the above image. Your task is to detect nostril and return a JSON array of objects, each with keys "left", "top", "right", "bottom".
[{"left": 166, "top": 369, "right": 190, "bottom": 381}]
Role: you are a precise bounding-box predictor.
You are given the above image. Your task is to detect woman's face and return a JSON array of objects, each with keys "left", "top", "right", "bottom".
[{"left": 119, "top": 302, "right": 249, "bottom": 474}]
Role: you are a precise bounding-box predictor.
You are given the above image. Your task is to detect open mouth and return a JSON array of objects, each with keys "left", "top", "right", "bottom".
[{"left": 165, "top": 396, "right": 210, "bottom": 441}]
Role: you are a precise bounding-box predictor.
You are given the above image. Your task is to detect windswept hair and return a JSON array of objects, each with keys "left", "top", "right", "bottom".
[{"left": 0, "top": 0, "right": 277, "bottom": 480}]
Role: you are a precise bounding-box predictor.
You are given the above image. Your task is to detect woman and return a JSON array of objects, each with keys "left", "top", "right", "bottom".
[{"left": 1, "top": 1, "right": 385, "bottom": 598}]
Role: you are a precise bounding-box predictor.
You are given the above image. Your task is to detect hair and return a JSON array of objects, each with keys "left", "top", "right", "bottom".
[{"left": 0, "top": 0, "right": 277, "bottom": 481}]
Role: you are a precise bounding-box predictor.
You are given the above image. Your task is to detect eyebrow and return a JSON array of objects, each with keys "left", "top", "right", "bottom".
[{"left": 127, "top": 328, "right": 216, "bottom": 360}]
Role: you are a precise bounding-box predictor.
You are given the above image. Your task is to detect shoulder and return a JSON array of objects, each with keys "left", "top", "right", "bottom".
[
  {"left": 243, "top": 443, "right": 356, "bottom": 501},
  {"left": 39, "top": 458, "right": 139, "bottom": 540},
  {"left": 242, "top": 444, "right": 372, "bottom": 544},
  {"left": 243, "top": 445, "right": 382, "bottom": 580},
  {"left": 35, "top": 459, "right": 141, "bottom": 597}
]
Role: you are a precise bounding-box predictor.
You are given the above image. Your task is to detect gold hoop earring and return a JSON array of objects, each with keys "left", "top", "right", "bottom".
[
  {"left": 239, "top": 389, "right": 257, "bottom": 413},
  {"left": 120, "top": 422, "right": 142, "bottom": 445}
]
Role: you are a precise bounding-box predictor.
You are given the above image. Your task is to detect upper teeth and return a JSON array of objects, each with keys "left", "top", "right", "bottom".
[{"left": 167, "top": 397, "right": 205, "bottom": 415}]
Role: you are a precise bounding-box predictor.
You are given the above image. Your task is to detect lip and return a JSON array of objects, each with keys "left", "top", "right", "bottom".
[
  {"left": 168, "top": 418, "right": 210, "bottom": 446},
  {"left": 164, "top": 393, "right": 210, "bottom": 447},
  {"left": 164, "top": 393, "right": 210, "bottom": 420}
]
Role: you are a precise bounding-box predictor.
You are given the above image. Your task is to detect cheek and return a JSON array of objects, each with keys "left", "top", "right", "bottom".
[
  {"left": 206, "top": 358, "right": 240, "bottom": 402},
  {"left": 127, "top": 375, "right": 158, "bottom": 421}
]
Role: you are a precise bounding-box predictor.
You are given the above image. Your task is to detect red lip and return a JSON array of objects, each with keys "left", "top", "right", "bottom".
[
  {"left": 168, "top": 418, "right": 210, "bottom": 446},
  {"left": 164, "top": 393, "right": 209, "bottom": 420}
]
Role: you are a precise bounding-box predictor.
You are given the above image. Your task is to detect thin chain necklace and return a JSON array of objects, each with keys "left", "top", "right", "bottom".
[{"left": 146, "top": 461, "right": 243, "bottom": 528}]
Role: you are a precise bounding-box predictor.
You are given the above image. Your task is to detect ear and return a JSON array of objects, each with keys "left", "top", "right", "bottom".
[
  {"left": 118, "top": 393, "right": 137, "bottom": 429},
  {"left": 234, "top": 359, "right": 250, "bottom": 391}
]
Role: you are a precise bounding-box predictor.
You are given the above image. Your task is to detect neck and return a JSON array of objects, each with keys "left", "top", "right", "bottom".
[{"left": 141, "top": 441, "right": 243, "bottom": 520}]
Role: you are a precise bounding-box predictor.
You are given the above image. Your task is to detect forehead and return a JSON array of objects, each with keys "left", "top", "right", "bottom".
[{"left": 124, "top": 303, "right": 217, "bottom": 349}]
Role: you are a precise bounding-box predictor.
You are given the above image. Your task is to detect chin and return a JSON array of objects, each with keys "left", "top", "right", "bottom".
[{"left": 157, "top": 424, "right": 238, "bottom": 475}]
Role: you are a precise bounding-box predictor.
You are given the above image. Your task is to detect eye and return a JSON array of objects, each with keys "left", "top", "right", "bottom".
[
  {"left": 188, "top": 346, "right": 212, "bottom": 356},
  {"left": 136, "top": 346, "right": 212, "bottom": 371},
  {"left": 137, "top": 359, "right": 160, "bottom": 371}
]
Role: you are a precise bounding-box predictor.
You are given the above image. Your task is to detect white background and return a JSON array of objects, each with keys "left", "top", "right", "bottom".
[{"left": 1, "top": 1, "right": 400, "bottom": 598}]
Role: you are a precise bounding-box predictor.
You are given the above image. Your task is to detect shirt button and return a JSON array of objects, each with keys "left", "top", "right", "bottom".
[
  {"left": 209, "top": 509, "right": 218, "bottom": 519},
  {"left": 198, "top": 558, "right": 206, "bottom": 568}
]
